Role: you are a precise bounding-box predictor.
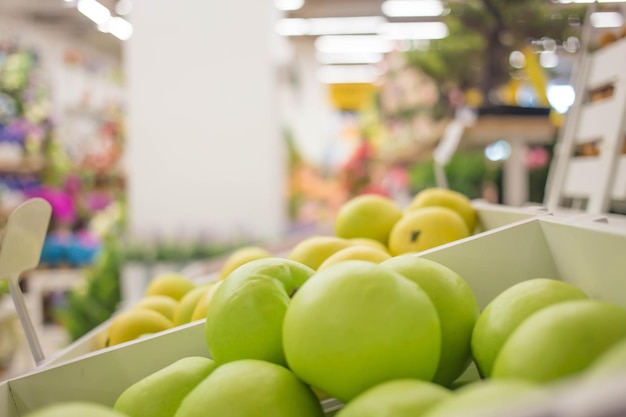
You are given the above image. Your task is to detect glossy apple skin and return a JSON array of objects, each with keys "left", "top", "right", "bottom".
[
  {"left": 283, "top": 260, "right": 441, "bottom": 403},
  {"left": 205, "top": 257, "right": 315, "bottom": 366},
  {"left": 424, "top": 379, "right": 543, "bottom": 417},
  {"left": 336, "top": 379, "right": 452, "bottom": 417},
  {"left": 492, "top": 299, "right": 626, "bottom": 383},
  {"left": 174, "top": 359, "right": 325, "bottom": 417},
  {"left": 471, "top": 278, "right": 588, "bottom": 377},
  {"left": 114, "top": 356, "right": 217, "bottom": 417},
  {"left": 382, "top": 255, "right": 480, "bottom": 386}
]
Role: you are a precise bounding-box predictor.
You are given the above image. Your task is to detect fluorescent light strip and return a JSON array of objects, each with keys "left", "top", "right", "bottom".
[
  {"left": 77, "top": 0, "right": 111, "bottom": 25},
  {"left": 381, "top": 0, "right": 444, "bottom": 17},
  {"left": 378, "top": 22, "right": 448, "bottom": 40},
  {"left": 108, "top": 17, "right": 134, "bottom": 40},
  {"left": 309, "top": 16, "right": 385, "bottom": 35},
  {"left": 315, "top": 35, "right": 394, "bottom": 54},
  {"left": 591, "top": 11, "right": 624, "bottom": 28},
  {"left": 316, "top": 52, "right": 385, "bottom": 65},
  {"left": 276, "top": 16, "right": 386, "bottom": 36},
  {"left": 275, "top": 18, "right": 310, "bottom": 36},
  {"left": 275, "top": 0, "right": 305, "bottom": 11},
  {"left": 317, "top": 65, "right": 380, "bottom": 84},
  {"left": 74, "top": 0, "right": 134, "bottom": 40}
]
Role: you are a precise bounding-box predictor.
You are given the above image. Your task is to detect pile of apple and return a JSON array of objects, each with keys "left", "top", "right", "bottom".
[
  {"left": 25, "top": 189, "right": 626, "bottom": 416},
  {"left": 104, "top": 246, "right": 275, "bottom": 347},
  {"left": 104, "top": 187, "right": 475, "bottom": 348}
]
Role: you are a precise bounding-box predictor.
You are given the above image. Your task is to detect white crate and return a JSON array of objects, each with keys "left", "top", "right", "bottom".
[
  {"left": 4, "top": 211, "right": 626, "bottom": 416},
  {"left": 27, "top": 203, "right": 547, "bottom": 370}
]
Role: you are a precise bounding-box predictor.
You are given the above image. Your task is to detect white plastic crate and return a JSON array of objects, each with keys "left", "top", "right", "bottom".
[
  {"left": 3, "top": 212, "right": 626, "bottom": 416},
  {"left": 31, "top": 202, "right": 549, "bottom": 371}
]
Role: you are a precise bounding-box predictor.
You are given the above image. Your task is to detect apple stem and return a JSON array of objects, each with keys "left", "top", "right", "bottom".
[{"left": 289, "top": 287, "right": 300, "bottom": 298}]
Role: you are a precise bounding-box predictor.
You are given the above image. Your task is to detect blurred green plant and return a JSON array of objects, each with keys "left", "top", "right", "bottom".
[
  {"left": 408, "top": 151, "right": 501, "bottom": 199},
  {"left": 54, "top": 233, "right": 122, "bottom": 341},
  {"left": 406, "top": 0, "right": 586, "bottom": 101}
]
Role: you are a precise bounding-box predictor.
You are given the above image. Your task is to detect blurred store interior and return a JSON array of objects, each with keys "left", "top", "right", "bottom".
[{"left": 0, "top": 0, "right": 625, "bottom": 378}]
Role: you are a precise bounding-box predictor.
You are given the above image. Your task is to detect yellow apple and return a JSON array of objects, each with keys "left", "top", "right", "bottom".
[
  {"left": 388, "top": 207, "right": 470, "bottom": 256},
  {"left": 145, "top": 273, "right": 196, "bottom": 301},
  {"left": 334, "top": 194, "right": 403, "bottom": 246},
  {"left": 288, "top": 235, "right": 354, "bottom": 270},
  {"left": 218, "top": 246, "right": 272, "bottom": 280},
  {"left": 318, "top": 245, "right": 391, "bottom": 271},
  {"left": 134, "top": 295, "right": 179, "bottom": 322},
  {"left": 407, "top": 188, "right": 476, "bottom": 233}
]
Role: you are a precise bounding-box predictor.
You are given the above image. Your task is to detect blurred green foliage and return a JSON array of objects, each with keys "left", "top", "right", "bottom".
[
  {"left": 408, "top": 151, "right": 501, "bottom": 199},
  {"left": 54, "top": 233, "right": 122, "bottom": 341},
  {"left": 405, "top": 0, "right": 586, "bottom": 96}
]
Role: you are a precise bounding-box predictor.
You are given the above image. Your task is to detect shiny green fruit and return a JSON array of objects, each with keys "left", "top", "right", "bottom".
[
  {"left": 114, "top": 356, "right": 217, "bottom": 417},
  {"left": 493, "top": 300, "right": 626, "bottom": 383},
  {"left": 471, "top": 278, "right": 588, "bottom": 377},
  {"left": 205, "top": 258, "right": 315, "bottom": 366},
  {"left": 174, "top": 359, "right": 325, "bottom": 417},
  {"left": 283, "top": 260, "right": 441, "bottom": 402},
  {"left": 336, "top": 379, "right": 451, "bottom": 417},
  {"left": 382, "top": 255, "right": 479, "bottom": 386}
]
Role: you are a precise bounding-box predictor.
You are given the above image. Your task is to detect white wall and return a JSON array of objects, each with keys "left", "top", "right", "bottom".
[{"left": 125, "top": 1, "right": 286, "bottom": 243}]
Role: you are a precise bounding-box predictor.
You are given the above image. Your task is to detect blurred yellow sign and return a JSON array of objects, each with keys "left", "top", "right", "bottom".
[{"left": 328, "top": 83, "right": 377, "bottom": 111}]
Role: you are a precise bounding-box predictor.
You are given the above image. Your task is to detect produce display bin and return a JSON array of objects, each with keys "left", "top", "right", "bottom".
[
  {"left": 4, "top": 211, "right": 626, "bottom": 416},
  {"left": 32, "top": 201, "right": 552, "bottom": 372}
]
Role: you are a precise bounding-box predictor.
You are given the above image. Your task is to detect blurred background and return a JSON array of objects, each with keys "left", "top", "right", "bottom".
[{"left": 0, "top": 0, "right": 624, "bottom": 378}]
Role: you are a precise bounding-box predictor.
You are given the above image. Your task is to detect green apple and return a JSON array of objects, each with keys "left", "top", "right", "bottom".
[
  {"left": 423, "top": 380, "right": 543, "bottom": 417},
  {"left": 334, "top": 194, "right": 403, "bottom": 245},
  {"left": 283, "top": 260, "right": 441, "bottom": 403},
  {"left": 114, "top": 356, "right": 217, "bottom": 417},
  {"left": 318, "top": 245, "right": 391, "bottom": 271},
  {"left": 471, "top": 278, "right": 588, "bottom": 377},
  {"left": 586, "top": 337, "right": 626, "bottom": 380},
  {"left": 336, "top": 379, "right": 452, "bottom": 417},
  {"left": 174, "top": 359, "right": 325, "bottom": 417},
  {"left": 492, "top": 299, "right": 626, "bottom": 383},
  {"left": 288, "top": 235, "right": 354, "bottom": 270},
  {"left": 173, "top": 285, "right": 212, "bottom": 326},
  {"left": 25, "top": 402, "right": 128, "bottom": 417},
  {"left": 388, "top": 207, "right": 470, "bottom": 256},
  {"left": 218, "top": 246, "right": 272, "bottom": 280},
  {"left": 407, "top": 187, "right": 477, "bottom": 233},
  {"left": 205, "top": 257, "right": 315, "bottom": 366},
  {"left": 381, "top": 255, "right": 479, "bottom": 386}
]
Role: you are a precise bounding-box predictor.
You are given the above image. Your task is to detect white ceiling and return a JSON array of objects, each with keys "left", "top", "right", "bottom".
[
  {"left": 0, "top": 0, "right": 122, "bottom": 58},
  {"left": 1, "top": 1, "right": 623, "bottom": 61}
]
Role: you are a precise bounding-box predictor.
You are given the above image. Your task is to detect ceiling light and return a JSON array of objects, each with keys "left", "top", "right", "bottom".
[
  {"left": 591, "top": 11, "right": 624, "bottom": 28},
  {"left": 276, "top": 16, "right": 386, "bottom": 36},
  {"left": 540, "top": 51, "right": 559, "bottom": 69},
  {"left": 275, "top": 18, "right": 310, "bottom": 36},
  {"left": 317, "top": 65, "right": 380, "bottom": 84},
  {"left": 77, "top": 0, "right": 111, "bottom": 25},
  {"left": 547, "top": 84, "right": 575, "bottom": 114},
  {"left": 381, "top": 0, "right": 444, "bottom": 17},
  {"left": 108, "top": 16, "right": 133, "bottom": 40},
  {"left": 315, "top": 35, "right": 394, "bottom": 54},
  {"left": 378, "top": 22, "right": 448, "bottom": 40},
  {"left": 308, "top": 16, "right": 385, "bottom": 35},
  {"left": 275, "top": 0, "right": 305, "bottom": 11},
  {"left": 316, "top": 52, "right": 385, "bottom": 65}
]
